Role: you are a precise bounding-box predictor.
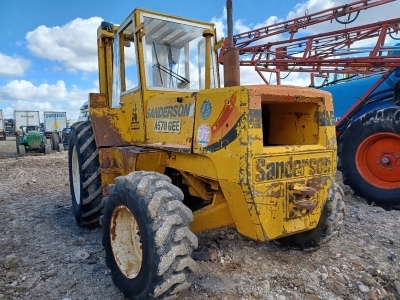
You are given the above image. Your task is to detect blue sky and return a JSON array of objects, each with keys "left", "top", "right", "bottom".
[{"left": 1, "top": 0, "right": 399, "bottom": 120}]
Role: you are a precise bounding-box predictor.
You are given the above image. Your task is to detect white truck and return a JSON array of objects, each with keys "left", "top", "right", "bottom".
[
  {"left": 0, "top": 110, "right": 5, "bottom": 140},
  {"left": 77, "top": 101, "right": 89, "bottom": 121},
  {"left": 14, "top": 110, "right": 40, "bottom": 129},
  {"left": 43, "top": 111, "right": 67, "bottom": 150}
]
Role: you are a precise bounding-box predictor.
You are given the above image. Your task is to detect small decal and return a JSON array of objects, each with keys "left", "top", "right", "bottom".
[
  {"left": 45, "top": 112, "right": 66, "bottom": 118},
  {"left": 131, "top": 102, "right": 140, "bottom": 130},
  {"left": 200, "top": 99, "right": 212, "bottom": 120},
  {"left": 197, "top": 124, "right": 211, "bottom": 147}
]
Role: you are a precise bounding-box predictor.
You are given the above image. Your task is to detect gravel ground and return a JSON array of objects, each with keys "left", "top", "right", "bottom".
[{"left": 0, "top": 137, "right": 399, "bottom": 300}]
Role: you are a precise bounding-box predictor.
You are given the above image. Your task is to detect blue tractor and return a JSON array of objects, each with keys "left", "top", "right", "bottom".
[{"left": 319, "top": 68, "right": 400, "bottom": 209}]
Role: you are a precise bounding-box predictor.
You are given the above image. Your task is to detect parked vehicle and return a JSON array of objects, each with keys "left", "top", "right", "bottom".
[
  {"left": 43, "top": 111, "right": 67, "bottom": 151},
  {"left": 77, "top": 102, "right": 89, "bottom": 121},
  {"left": 0, "top": 110, "right": 5, "bottom": 140},
  {"left": 319, "top": 69, "right": 400, "bottom": 209},
  {"left": 14, "top": 111, "right": 50, "bottom": 156},
  {"left": 4, "top": 119, "right": 14, "bottom": 136}
]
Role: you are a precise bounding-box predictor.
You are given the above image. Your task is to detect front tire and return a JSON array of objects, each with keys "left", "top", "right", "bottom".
[
  {"left": 44, "top": 144, "right": 51, "bottom": 155},
  {"left": 16, "top": 137, "right": 20, "bottom": 153},
  {"left": 276, "top": 182, "right": 345, "bottom": 251},
  {"left": 338, "top": 107, "right": 400, "bottom": 209},
  {"left": 102, "top": 171, "right": 198, "bottom": 300},
  {"left": 18, "top": 145, "right": 26, "bottom": 156},
  {"left": 68, "top": 121, "right": 103, "bottom": 227}
]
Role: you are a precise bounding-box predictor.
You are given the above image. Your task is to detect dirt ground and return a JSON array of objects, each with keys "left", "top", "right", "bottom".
[{"left": 0, "top": 137, "right": 399, "bottom": 300}]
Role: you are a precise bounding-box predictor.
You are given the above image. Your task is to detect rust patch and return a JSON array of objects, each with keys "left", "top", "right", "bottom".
[
  {"left": 307, "top": 176, "right": 329, "bottom": 191},
  {"left": 89, "top": 93, "right": 108, "bottom": 108},
  {"left": 249, "top": 109, "right": 262, "bottom": 128},
  {"left": 264, "top": 183, "right": 283, "bottom": 198},
  {"left": 319, "top": 111, "right": 335, "bottom": 126},
  {"left": 100, "top": 149, "right": 112, "bottom": 168},
  {"left": 91, "top": 113, "right": 129, "bottom": 147},
  {"left": 110, "top": 206, "right": 122, "bottom": 242}
]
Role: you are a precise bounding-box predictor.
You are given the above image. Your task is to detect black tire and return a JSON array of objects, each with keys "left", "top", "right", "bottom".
[
  {"left": 44, "top": 144, "right": 51, "bottom": 155},
  {"left": 68, "top": 121, "right": 103, "bottom": 227},
  {"left": 16, "top": 138, "right": 20, "bottom": 154},
  {"left": 338, "top": 107, "right": 400, "bottom": 209},
  {"left": 50, "top": 132, "right": 60, "bottom": 150},
  {"left": 102, "top": 171, "right": 198, "bottom": 300},
  {"left": 18, "top": 145, "right": 26, "bottom": 156},
  {"left": 276, "top": 182, "right": 345, "bottom": 251}
]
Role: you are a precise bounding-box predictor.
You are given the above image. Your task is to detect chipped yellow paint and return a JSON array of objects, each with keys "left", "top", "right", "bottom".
[
  {"left": 90, "top": 8, "right": 338, "bottom": 242},
  {"left": 191, "top": 193, "right": 234, "bottom": 233}
]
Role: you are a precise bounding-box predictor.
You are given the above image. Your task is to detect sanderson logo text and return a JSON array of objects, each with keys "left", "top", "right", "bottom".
[{"left": 255, "top": 156, "right": 332, "bottom": 182}]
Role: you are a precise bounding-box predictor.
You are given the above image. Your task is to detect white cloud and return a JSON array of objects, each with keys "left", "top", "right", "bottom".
[
  {"left": 0, "top": 79, "right": 98, "bottom": 120},
  {"left": 0, "top": 53, "right": 31, "bottom": 76},
  {"left": 26, "top": 17, "right": 103, "bottom": 73},
  {"left": 234, "top": 19, "right": 252, "bottom": 35},
  {"left": 211, "top": 7, "right": 227, "bottom": 41},
  {"left": 287, "top": 0, "right": 335, "bottom": 21},
  {"left": 287, "top": 0, "right": 400, "bottom": 35},
  {"left": 0, "top": 80, "right": 96, "bottom": 101}
]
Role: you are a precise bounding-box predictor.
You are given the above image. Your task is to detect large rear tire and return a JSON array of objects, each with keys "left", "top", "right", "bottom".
[
  {"left": 338, "top": 107, "right": 400, "bottom": 209},
  {"left": 102, "top": 171, "right": 198, "bottom": 300},
  {"left": 276, "top": 182, "right": 345, "bottom": 251},
  {"left": 68, "top": 121, "right": 103, "bottom": 227},
  {"left": 50, "top": 132, "right": 60, "bottom": 150}
]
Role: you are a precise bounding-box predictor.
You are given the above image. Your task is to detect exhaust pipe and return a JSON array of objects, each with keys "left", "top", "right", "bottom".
[{"left": 223, "top": 0, "right": 240, "bottom": 87}]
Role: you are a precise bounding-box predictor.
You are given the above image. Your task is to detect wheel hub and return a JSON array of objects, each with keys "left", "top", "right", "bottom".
[
  {"left": 110, "top": 205, "right": 142, "bottom": 279},
  {"left": 356, "top": 133, "right": 400, "bottom": 189},
  {"left": 379, "top": 153, "right": 396, "bottom": 167},
  {"left": 71, "top": 146, "right": 81, "bottom": 204}
]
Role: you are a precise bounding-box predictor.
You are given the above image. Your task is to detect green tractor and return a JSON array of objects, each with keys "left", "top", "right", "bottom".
[{"left": 16, "top": 125, "right": 50, "bottom": 156}]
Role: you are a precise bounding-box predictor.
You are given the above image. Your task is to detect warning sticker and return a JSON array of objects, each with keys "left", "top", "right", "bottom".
[{"left": 197, "top": 124, "right": 211, "bottom": 147}]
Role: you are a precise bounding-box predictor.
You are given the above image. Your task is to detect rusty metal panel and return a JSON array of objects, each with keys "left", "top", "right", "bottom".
[
  {"left": 99, "top": 146, "right": 167, "bottom": 193},
  {"left": 89, "top": 93, "right": 108, "bottom": 109}
]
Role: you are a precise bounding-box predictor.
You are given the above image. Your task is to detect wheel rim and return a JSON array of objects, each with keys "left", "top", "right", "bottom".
[
  {"left": 71, "top": 146, "right": 81, "bottom": 204},
  {"left": 110, "top": 205, "right": 143, "bottom": 279},
  {"left": 356, "top": 132, "right": 400, "bottom": 189}
]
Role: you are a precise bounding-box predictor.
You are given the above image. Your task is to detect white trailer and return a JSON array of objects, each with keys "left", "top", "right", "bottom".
[
  {"left": 43, "top": 111, "right": 67, "bottom": 150},
  {"left": 14, "top": 110, "right": 40, "bottom": 129},
  {"left": 43, "top": 111, "right": 67, "bottom": 136},
  {"left": 0, "top": 110, "right": 5, "bottom": 140}
]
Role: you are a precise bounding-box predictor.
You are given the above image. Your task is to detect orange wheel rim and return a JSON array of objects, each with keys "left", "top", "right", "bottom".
[{"left": 356, "top": 132, "right": 400, "bottom": 189}]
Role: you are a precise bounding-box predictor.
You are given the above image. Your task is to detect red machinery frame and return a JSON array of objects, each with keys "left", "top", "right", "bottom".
[
  {"left": 218, "top": 0, "right": 400, "bottom": 132},
  {"left": 238, "top": 18, "right": 400, "bottom": 85},
  {"left": 218, "top": 0, "right": 395, "bottom": 62}
]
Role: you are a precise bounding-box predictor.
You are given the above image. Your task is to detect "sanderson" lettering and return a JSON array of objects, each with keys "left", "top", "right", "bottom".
[{"left": 146, "top": 104, "right": 191, "bottom": 119}]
